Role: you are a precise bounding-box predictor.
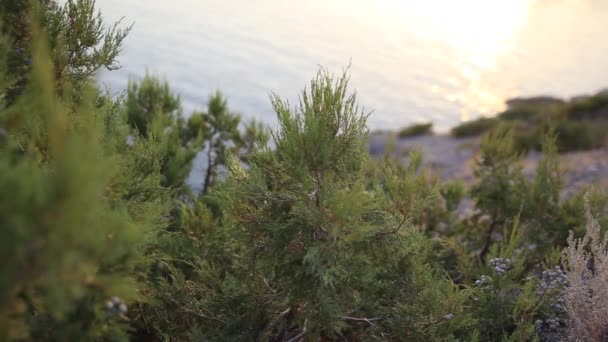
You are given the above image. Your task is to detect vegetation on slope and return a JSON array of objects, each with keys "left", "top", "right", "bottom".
[
  {"left": 451, "top": 94, "right": 608, "bottom": 152},
  {"left": 1, "top": 1, "right": 608, "bottom": 341},
  {"left": 397, "top": 122, "right": 433, "bottom": 138}
]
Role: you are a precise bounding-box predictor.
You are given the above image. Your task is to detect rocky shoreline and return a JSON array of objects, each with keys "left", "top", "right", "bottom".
[{"left": 369, "top": 133, "right": 608, "bottom": 196}]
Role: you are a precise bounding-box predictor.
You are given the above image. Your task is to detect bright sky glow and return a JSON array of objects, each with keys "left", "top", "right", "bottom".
[{"left": 360, "top": 0, "right": 536, "bottom": 120}]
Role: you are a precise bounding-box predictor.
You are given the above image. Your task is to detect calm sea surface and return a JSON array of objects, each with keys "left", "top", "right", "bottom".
[{"left": 96, "top": 0, "right": 608, "bottom": 132}]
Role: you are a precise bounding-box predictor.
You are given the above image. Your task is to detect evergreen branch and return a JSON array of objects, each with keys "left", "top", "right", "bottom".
[
  {"left": 417, "top": 314, "right": 453, "bottom": 331},
  {"left": 479, "top": 213, "right": 500, "bottom": 262},
  {"left": 418, "top": 317, "right": 445, "bottom": 330},
  {"left": 137, "top": 302, "right": 150, "bottom": 332},
  {"left": 168, "top": 298, "right": 226, "bottom": 325},
  {"left": 376, "top": 212, "right": 408, "bottom": 237}
]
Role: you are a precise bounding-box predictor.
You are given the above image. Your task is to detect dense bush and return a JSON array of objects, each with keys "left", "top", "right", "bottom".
[
  {"left": 509, "top": 119, "right": 608, "bottom": 153},
  {"left": 397, "top": 122, "right": 433, "bottom": 138},
  {"left": 498, "top": 107, "right": 540, "bottom": 121},
  {"left": 1, "top": 0, "right": 131, "bottom": 104},
  {"left": 451, "top": 117, "right": 498, "bottom": 137},
  {"left": 553, "top": 120, "right": 608, "bottom": 152},
  {"left": 0, "top": 14, "right": 168, "bottom": 341},
  {"left": 453, "top": 93, "right": 608, "bottom": 152},
  {"left": 566, "top": 92, "right": 608, "bottom": 121},
  {"left": 3, "top": 1, "right": 608, "bottom": 341},
  {"left": 125, "top": 73, "right": 200, "bottom": 194},
  {"left": 135, "top": 69, "right": 476, "bottom": 341}
]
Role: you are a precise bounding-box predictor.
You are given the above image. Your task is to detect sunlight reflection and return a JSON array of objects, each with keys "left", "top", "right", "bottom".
[
  {"left": 383, "top": 0, "right": 535, "bottom": 69},
  {"left": 419, "top": 0, "right": 534, "bottom": 121},
  {"left": 367, "top": 0, "right": 535, "bottom": 122}
]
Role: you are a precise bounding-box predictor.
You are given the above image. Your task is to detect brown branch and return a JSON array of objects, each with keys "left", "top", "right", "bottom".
[
  {"left": 138, "top": 302, "right": 150, "bottom": 332},
  {"left": 479, "top": 214, "right": 499, "bottom": 262},
  {"left": 286, "top": 318, "right": 308, "bottom": 342},
  {"left": 202, "top": 129, "right": 218, "bottom": 193},
  {"left": 342, "top": 316, "right": 382, "bottom": 327},
  {"left": 376, "top": 212, "right": 408, "bottom": 237},
  {"left": 169, "top": 298, "right": 226, "bottom": 325},
  {"left": 265, "top": 307, "right": 292, "bottom": 336},
  {"left": 418, "top": 317, "right": 446, "bottom": 330}
]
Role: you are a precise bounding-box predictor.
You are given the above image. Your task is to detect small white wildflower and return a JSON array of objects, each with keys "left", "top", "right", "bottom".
[{"left": 106, "top": 296, "right": 128, "bottom": 316}]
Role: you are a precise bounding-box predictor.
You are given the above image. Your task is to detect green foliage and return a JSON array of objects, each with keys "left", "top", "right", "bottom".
[
  {"left": 0, "top": 23, "right": 10, "bottom": 107},
  {"left": 126, "top": 74, "right": 181, "bottom": 137},
  {"left": 137, "top": 68, "right": 475, "bottom": 341},
  {"left": 441, "top": 124, "right": 592, "bottom": 258},
  {"left": 241, "top": 117, "right": 270, "bottom": 159},
  {"left": 453, "top": 93, "right": 608, "bottom": 152},
  {"left": 451, "top": 117, "right": 498, "bottom": 137},
  {"left": 553, "top": 120, "right": 607, "bottom": 151},
  {"left": 452, "top": 126, "right": 567, "bottom": 262},
  {"left": 436, "top": 122, "right": 608, "bottom": 339},
  {"left": 218, "top": 68, "right": 471, "bottom": 340},
  {"left": 566, "top": 92, "right": 608, "bottom": 120},
  {"left": 125, "top": 73, "right": 201, "bottom": 193},
  {"left": 0, "top": 24, "right": 167, "bottom": 340},
  {"left": 397, "top": 122, "right": 433, "bottom": 138},
  {"left": 196, "top": 91, "right": 243, "bottom": 193},
  {"left": 4, "top": 2, "right": 608, "bottom": 341},
  {"left": 469, "top": 125, "right": 526, "bottom": 255},
  {"left": 125, "top": 75, "right": 267, "bottom": 195},
  {"left": 559, "top": 188, "right": 608, "bottom": 238},
  {"left": 47, "top": 0, "right": 131, "bottom": 90},
  {"left": 509, "top": 119, "right": 608, "bottom": 153},
  {"left": 499, "top": 107, "right": 540, "bottom": 121},
  {"left": 441, "top": 180, "right": 465, "bottom": 213},
  {"left": 1, "top": 0, "right": 131, "bottom": 104}
]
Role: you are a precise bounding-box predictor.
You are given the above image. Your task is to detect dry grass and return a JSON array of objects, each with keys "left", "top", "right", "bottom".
[{"left": 562, "top": 193, "right": 608, "bottom": 341}]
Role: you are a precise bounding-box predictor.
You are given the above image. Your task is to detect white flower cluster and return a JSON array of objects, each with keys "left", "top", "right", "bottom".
[
  {"left": 489, "top": 257, "right": 511, "bottom": 275},
  {"left": 535, "top": 318, "right": 564, "bottom": 331},
  {"left": 474, "top": 275, "right": 493, "bottom": 288},
  {"left": 550, "top": 297, "right": 566, "bottom": 312},
  {"left": 106, "top": 296, "right": 128, "bottom": 316},
  {"left": 534, "top": 265, "right": 569, "bottom": 341},
  {"left": 540, "top": 266, "right": 568, "bottom": 291}
]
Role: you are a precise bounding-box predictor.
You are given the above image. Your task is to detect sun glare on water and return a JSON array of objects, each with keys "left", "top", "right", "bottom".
[
  {"left": 366, "top": 0, "right": 536, "bottom": 121},
  {"left": 418, "top": 0, "right": 534, "bottom": 69},
  {"left": 375, "top": 0, "right": 535, "bottom": 68}
]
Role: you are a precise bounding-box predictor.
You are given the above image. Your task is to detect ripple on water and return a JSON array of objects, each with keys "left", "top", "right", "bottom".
[{"left": 96, "top": 0, "right": 608, "bottom": 132}]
